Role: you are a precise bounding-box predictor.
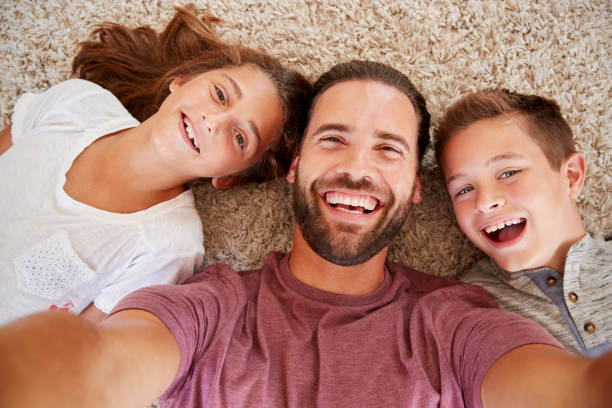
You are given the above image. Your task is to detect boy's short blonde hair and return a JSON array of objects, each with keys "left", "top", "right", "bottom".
[{"left": 434, "top": 89, "right": 576, "bottom": 171}]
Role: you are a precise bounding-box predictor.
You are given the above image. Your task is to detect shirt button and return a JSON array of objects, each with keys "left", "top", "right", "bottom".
[
  {"left": 546, "top": 277, "right": 557, "bottom": 286},
  {"left": 584, "top": 322, "right": 596, "bottom": 334},
  {"left": 568, "top": 292, "right": 578, "bottom": 303}
]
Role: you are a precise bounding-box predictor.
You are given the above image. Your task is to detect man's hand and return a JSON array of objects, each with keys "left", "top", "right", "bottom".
[
  {"left": 482, "top": 344, "right": 612, "bottom": 408},
  {"left": 0, "top": 309, "right": 180, "bottom": 408}
]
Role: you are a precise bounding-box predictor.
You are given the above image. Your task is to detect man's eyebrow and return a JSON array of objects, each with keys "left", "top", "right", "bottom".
[
  {"left": 376, "top": 132, "right": 411, "bottom": 152},
  {"left": 310, "top": 123, "right": 353, "bottom": 137},
  {"left": 222, "top": 73, "right": 242, "bottom": 99}
]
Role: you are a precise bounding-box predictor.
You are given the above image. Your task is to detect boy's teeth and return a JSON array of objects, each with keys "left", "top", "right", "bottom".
[{"left": 484, "top": 218, "right": 521, "bottom": 233}]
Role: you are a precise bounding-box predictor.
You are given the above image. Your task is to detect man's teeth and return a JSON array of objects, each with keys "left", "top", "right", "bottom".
[
  {"left": 484, "top": 218, "right": 522, "bottom": 234},
  {"left": 184, "top": 118, "right": 199, "bottom": 148},
  {"left": 325, "top": 192, "right": 377, "bottom": 211}
]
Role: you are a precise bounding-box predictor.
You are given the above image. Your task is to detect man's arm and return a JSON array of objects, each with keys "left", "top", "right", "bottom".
[
  {"left": 0, "top": 124, "right": 12, "bottom": 155},
  {"left": 482, "top": 344, "right": 612, "bottom": 408},
  {"left": 0, "top": 309, "right": 181, "bottom": 408},
  {"left": 80, "top": 302, "right": 107, "bottom": 323}
]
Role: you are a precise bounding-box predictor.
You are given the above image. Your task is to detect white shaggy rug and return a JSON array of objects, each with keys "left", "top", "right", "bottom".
[{"left": 1, "top": 0, "right": 610, "bottom": 278}]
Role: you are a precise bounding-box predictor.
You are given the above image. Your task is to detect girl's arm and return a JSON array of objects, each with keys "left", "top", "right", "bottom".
[
  {"left": 0, "top": 124, "right": 12, "bottom": 155},
  {"left": 0, "top": 309, "right": 181, "bottom": 408}
]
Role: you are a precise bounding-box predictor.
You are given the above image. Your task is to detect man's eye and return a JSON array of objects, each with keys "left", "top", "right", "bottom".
[
  {"left": 381, "top": 146, "right": 400, "bottom": 153},
  {"left": 215, "top": 86, "right": 226, "bottom": 105},
  {"left": 323, "top": 136, "right": 341, "bottom": 143},
  {"left": 456, "top": 186, "right": 474, "bottom": 196},
  {"left": 500, "top": 170, "right": 518, "bottom": 179},
  {"left": 235, "top": 130, "right": 245, "bottom": 150}
]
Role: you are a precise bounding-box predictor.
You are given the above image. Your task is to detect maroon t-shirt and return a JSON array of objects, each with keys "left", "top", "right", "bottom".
[{"left": 112, "top": 252, "right": 561, "bottom": 407}]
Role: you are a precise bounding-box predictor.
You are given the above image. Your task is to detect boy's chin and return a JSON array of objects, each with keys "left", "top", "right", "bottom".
[{"left": 489, "top": 254, "right": 532, "bottom": 273}]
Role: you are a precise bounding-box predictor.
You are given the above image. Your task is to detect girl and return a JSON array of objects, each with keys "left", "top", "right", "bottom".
[{"left": 0, "top": 5, "right": 312, "bottom": 324}]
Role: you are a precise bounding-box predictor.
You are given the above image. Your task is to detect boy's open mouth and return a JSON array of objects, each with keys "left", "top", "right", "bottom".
[
  {"left": 324, "top": 191, "right": 382, "bottom": 215},
  {"left": 482, "top": 218, "right": 526, "bottom": 242}
]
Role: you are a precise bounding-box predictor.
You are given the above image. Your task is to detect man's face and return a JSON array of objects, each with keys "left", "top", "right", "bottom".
[{"left": 287, "top": 80, "right": 422, "bottom": 266}]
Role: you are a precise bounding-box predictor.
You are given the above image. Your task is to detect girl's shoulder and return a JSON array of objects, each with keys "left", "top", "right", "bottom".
[{"left": 12, "top": 79, "right": 138, "bottom": 144}]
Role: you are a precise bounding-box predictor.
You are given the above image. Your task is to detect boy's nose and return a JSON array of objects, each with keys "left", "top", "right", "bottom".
[{"left": 475, "top": 189, "right": 505, "bottom": 213}]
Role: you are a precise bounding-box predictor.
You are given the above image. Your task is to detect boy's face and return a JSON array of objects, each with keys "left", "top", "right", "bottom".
[{"left": 441, "top": 115, "right": 583, "bottom": 272}]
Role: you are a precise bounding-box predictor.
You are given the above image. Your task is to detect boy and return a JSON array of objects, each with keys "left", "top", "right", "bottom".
[{"left": 435, "top": 89, "right": 611, "bottom": 357}]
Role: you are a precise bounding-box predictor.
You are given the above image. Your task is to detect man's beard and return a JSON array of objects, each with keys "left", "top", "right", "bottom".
[{"left": 292, "top": 168, "right": 414, "bottom": 266}]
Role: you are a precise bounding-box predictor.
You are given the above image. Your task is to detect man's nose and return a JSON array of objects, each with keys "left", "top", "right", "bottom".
[
  {"left": 335, "top": 146, "right": 374, "bottom": 182},
  {"left": 475, "top": 187, "right": 505, "bottom": 213}
]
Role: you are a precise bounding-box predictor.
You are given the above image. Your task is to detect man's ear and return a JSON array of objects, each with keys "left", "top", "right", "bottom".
[
  {"left": 169, "top": 75, "right": 188, "bottom": 93},
  {"left": 212, "top": 176, "right": 237, "bottom": 190},
  {"left": 563, "top": 152, "right": 586, "bottom": 200},
  {"left": 411, "top": 173, "right": 423, "bottom": 204},
  {"left": 286, "top": 152, "right": 300, "bottom": 184}
]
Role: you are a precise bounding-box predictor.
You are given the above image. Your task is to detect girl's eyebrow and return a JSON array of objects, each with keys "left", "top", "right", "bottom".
[
  {"left": 221, "top": 73, "right": 242, "bottom": 98},
  {"left": 221, "top": 73, "right": 261, "bottom": 148}
]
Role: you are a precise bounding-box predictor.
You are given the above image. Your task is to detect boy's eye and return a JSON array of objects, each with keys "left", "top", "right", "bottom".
[
  {"left": 215, "top": 86, "right": 226, "bottom": 105},
  {"left": 499, "top": 170, "right": 518, "bottom": 179},
  {"left": 456, "top": 186, "right": 474, "bottom": 196},
  {"left": 235, "top": 130, "right": 245, "bottom": 150}
]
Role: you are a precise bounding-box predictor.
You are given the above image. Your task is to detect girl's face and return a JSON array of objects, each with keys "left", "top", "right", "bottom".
[{"left": 152, "top": 65, "right": 283, "bottom": 186}]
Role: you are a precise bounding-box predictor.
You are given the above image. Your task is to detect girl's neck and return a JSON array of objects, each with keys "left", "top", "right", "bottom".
[{"left": 63, "top": 120, "right": 187, "bottom": 214}]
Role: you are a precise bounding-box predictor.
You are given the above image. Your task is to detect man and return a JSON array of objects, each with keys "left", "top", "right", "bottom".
[{"left": 0, "top": 61, "right": 610, "bottom": 408}]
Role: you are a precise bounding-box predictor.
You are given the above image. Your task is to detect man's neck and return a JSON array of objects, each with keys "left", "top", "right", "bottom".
[{"left": 288, "top": 226, "right": 388, "bottom": 295}]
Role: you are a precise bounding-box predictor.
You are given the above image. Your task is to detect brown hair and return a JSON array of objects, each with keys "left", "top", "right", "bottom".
[
  {"left": 435, "top": 88, "right": 576, "bottom": 171},
  {"left": 72, "top": 4, "right": 312, "bottom": 183},
  {"left": 306, "top": 60, "right": 431, "bottom": 166}
]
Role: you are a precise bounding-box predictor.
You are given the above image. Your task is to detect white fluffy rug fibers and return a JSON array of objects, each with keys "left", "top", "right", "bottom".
[{"left": 1, "top": 0, "right": 610, "bottom": 277}]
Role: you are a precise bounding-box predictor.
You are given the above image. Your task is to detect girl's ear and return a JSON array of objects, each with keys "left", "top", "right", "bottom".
[
  {"left": 564, "top": 152, "right": 586, "bottom": 200},
  {"left": 169, "top": 75, "right": 188, "bottom": 93},
  {"left": 286, "top": 152, "right": 300, "bottom": 184},
  {"left": 211, "top": 176, "right": 237, "bottom": 190}
]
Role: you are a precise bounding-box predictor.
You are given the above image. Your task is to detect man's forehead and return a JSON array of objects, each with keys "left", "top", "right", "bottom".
[{"left": 307, "top": 79, "right": 418, "bottom": 141}]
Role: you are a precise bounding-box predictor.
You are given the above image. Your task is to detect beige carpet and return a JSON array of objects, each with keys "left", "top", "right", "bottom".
[{"left": 1, "top": 0, "right": 610, "bottom": 278}]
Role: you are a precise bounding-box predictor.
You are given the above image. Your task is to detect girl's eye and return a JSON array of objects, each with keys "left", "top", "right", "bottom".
[
  {"left": 324, "top": 136, "right": 341, "bottom": 143},
  {"left": 235, "top": 130, "right": 245, "bottom": 150},
  {"left": 215, "top": 86, "right": 226, "bottom": 105},
  {"left": 456, "top": 186, "right": 474, "bottom": 196},
  {"left": 500, "top": 170, "right": 518, "bottom": 179}
]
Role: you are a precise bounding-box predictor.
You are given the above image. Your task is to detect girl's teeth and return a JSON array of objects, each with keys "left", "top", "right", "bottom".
[{"left": 184, "top": 118, "right": 199, "bottom": 148}]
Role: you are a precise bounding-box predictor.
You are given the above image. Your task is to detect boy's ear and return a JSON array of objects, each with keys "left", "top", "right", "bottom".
[
  {"left": 286, "top": 152, "right": 300, "bottom": 184},
  {"left": 563, "top": 152, "right": 586, "bottom": 200},
  {"left": 212, "top": 176, "right": 237, "bottom": 190},
  {"left": 169, "top": 75, "right": 188, "bottom": 93},
  {"left": 411, "top": 173, "right": 423, "bottom": 204}
]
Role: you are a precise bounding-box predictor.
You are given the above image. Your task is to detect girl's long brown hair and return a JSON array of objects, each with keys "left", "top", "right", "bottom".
[{"left": 72, "top": 4, "right": 312, "bottom": 183}]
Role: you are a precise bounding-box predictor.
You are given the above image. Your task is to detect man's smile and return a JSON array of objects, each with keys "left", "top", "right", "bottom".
[{"left": 323, "top": 191, "right": 382, "bottom": 215}]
